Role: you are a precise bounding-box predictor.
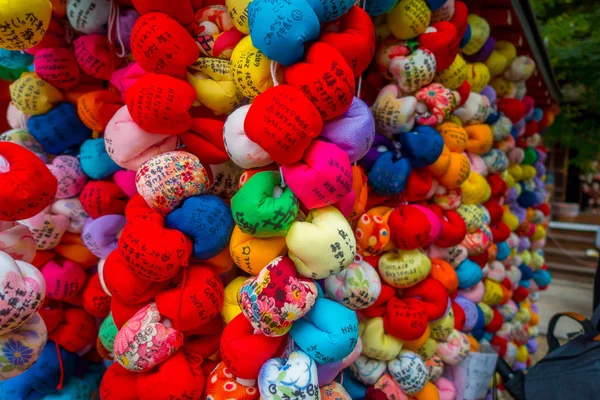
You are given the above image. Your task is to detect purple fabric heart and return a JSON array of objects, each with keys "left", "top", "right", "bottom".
[{"left": 82, "top": 214, "right": 127, "bottom": 258}]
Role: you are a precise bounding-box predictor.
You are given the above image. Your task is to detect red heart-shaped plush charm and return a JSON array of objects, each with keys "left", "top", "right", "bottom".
[
  {"left": 156, "top": 266, "right": 224, "bottom": 332},
  {"left": 118, "top": 207, "right": 193, "bottom": 282},
  {"left": 401, "top": 278, "right": 449, "bottom": 321},
  {"left": 82, "top": 273, "right": 111, "bottom": 318},
  {"left": 285, "top": 42, "right": 355, "bottom": 121},
  {"left": 383, "top": 297, "right": 428, "bottom": 341},
  {"left": 388, "top": 205, "right": 432, "bottom": 250},
  {"left": 80, "top": 181, "right": 128, "bottom": 219},
  {"left": 418, "top": 22, "right": 459, "bottom": 72},
  {"left": 50, "top": 308, "right": 98, "bottom": 353}
]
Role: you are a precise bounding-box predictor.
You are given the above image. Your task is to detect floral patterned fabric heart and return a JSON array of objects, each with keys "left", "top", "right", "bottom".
[
  {"left": 238, "top": 256, "right": 318, "bottom": 337},
  {"left": 113, "top": 302, "right": 184, "bottom": 372},
  {"left": 0, "top": 312, "right": 47, "bottom": 380}
]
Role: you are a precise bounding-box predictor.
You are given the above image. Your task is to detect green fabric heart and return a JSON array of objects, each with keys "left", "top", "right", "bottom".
[{"left": 231, "top": 171, "right": 299, "bottom": 237}]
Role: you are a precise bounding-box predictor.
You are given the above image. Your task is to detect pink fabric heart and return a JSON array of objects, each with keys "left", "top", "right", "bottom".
[
  {"left": 114, "top": 302, "right": 184, "bottom": 372},
  {"left": 47, "top": 155, "right": 88, "bottom": 199},
  {"left": 40, "top": 260, "right": 87, "bottom": 300},
  {"left": 0, "top": 222, "right": 36, "bottom": 263},
  {"left": 19, "top": 208, "right": 70, "bottom": 250},
  {"left": 113, "top": 170, "right": 137, "bottom": 197}
]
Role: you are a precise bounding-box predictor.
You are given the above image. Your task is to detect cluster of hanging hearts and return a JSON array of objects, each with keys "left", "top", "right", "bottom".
[{"left": 0, "top": 0, "right": 558, "bottom": 398}]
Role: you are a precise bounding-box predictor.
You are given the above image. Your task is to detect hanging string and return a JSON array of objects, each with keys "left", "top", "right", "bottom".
[
  {"left": 55, "top": 341, "right": 65, "bottom": 390},
  {"left": 270, "top": 60, "right": 280, "bottom": 86},
  {"left": 108, "top": 0, "right": 127, "bottom": 58},
  {"left": 177, "top": 266, "right": 189, "bottom": 330}
]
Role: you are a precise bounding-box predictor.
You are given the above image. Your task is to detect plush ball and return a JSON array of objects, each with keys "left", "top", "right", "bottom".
[
  {"left": 379, "top": 249, "right": 431, "bottom": 288},
  {"left": 244, "top": 85, "right": 323, "bottom": 164},
  {"left": 247, "top": 0, "right": 320, "bottom": 65},
  {"left": 258, "top": 351, "right": 319, "bottom": 400},
  {"left": 166, "top": 194, "right": 234, "bottom": 260},
  {"left": 113, "top": 302, "right": 183, "bottom": 372},
  {"left": 325, "top": 259, "right": 382, "bottom": 310},
  {"left": 220, "top": 313, "right": 286, "bottom": 379},
  {"left": 0, "top": 142, "right": 57, "bottom": 221},
  {"left": 73, "top": 35, "right": 118, "bottom": 80},
  {"left": 136, "top": 151, "right": 210, "bottom": 214},
  {"left": 285, "top": 42, "right": 355, "bottom": 120},
  {"left": 354, "top": 208, "right": 391, "bottom": 256},
  {"left": 282, "top": 141, "right": 352, "bottom": 209},
  {"left": 33, "top": 48, "right": 80, "bottom": 91},
  {"left": 290, "top": 295, "right": 359, "bottom": 364},
  {"left": 126, "top": 73, "right": 196, "bottom": 135},
  {"left": 231, "top": 171, "right": 298, "bottom": 237},
  {"left": 387, "top": 0, "right": 431, "bottom": 40},
  {"left": 104, "top": 106, "right": 178, "bottom": 170},
  {"left": 455, "top": 259, "right": 483, "bottom": 289},
  {"left": 286, "top": 206, "right": 355, "bottom": 279},
  {"left": 28, "top": 102, "right": 92, "bottom": 154},
  {"left": 388, "top": 350, "right": 428, "bottom": 395}
]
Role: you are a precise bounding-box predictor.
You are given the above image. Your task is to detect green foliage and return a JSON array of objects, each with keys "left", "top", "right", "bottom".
[{"left": 531, "top": 0, "right": 600, "bottom": 168}]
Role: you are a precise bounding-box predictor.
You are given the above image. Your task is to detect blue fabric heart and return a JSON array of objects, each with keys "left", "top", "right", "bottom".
[
  {"left": 0, "top": 49, "right": 33, "bottom": 70},
  {"left": 342, "top": 369, "right": 367, "bottom": 399},
  {"left": 28, "top": 103, "right": 92, "bottom": 154},
  {"left": 455, "top": 259, "right": 483, "bottom": 289},
  {"left": 290, "top": 297, "right": 359, "bottom": 364},
  {"left": 79, "top": 138, "right": 121, "bottom": 180},
  {"left": 519, "top": 264, "right": 534, "bottom": 280},
  {"left": 248, "top": 0, "right": 320, "bottom": 65},
  {"left": 517, "top": 190, "right": 537, "bottom": 208},
  {"left": 305, "top": 0, "right": 354, "bottom": 22},
  {"left": 166, "top": 195, "right": 235, "bottom": 260},
  {"left": 496, "top": 241, "right": 510, "bottom": 261},
  {"left": 460, "top": 25, "right": 472, "bottom": 48},
  {"left": 365, "top": 0, "right": 398, "bottom": 16},
  {"left": 367, "top": 151, "right": 412, "bottom": 196},
  {"left": 425, "top": 0, "right": 447, "bottom": 10},
  {"left": 533, "top": 269, "right": 551, "bottom": 287},
  {"left": 399, "top": 126, "right": 444, "bottom": 168}
]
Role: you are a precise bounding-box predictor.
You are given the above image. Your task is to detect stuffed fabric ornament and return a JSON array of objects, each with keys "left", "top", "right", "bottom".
[
  {"left": 368, "top": 151, "right": 412, "bottom": 196},
  {"left": 136, "top": 151, "right": 211, "bottom": 215},
  {"left": 291, "top": 293, "right": 359, "bottom": 364},
  {"left": 231, "top": 171, "right": 298, "bottom": 237},
  {"left": 77, "top": 90, "right": 122, "bottom": 133},
  {"left": 0, "top": 129, "right": 45, "bottom": 161},
  {"left": 206, "top": 361, "right": 260, "bottom": 400},
  {"left": 320, "top": 97, "right": 375, "bottom": 163},
  {"left": 34, "top": 48, "right": 80, "bottom": 91},
  {"left": 247, "top": 0, "right": 320, "bottom": 66},
  {"left": 79, "top": 138, "right": 121, "bottom": 180},
  {"left": 9, "top": 73, "right": 63, "bottom": 116},
  {"left": 114, "top": 302, "right": 184, "bottom": 372},
  {"left": 388, "top": 350, "right": 428, "bottom": 395},
  {"left": 223, "top": 105, "right": 273, "bottom": 169},
  {"left": 325, "top": 259, "right": 382, "bottom": 310},
  {"left": 47, "top": 155, "right": 87, "bottom": 200},
  {"left": 415, "top": 83, "right": 459, "bottom": 126},
  {"left": 259, "top": 351, "right": 319, "bottom": 400},
  {"left": 286, "top": 206, "right": 356, "bottom": 279},
  {"left": 418, "top": 22, "right": 460, "bottom": 72},
  {"left": 166, "top": 195, "right": 234, "bottom": 260},
  {"left": 281, "top": 140, "right": 352, "bottom": 209},
  {"left": 379, "top": 249, "right": 431, "bottom": 288},
  {"left": 320, "top": 6, "right": 375, "bottom": 77},
  {"left": 73, "top": 35, "right": 118, "bottom": 80},
  {"left": 400, "top": 126, "right": 445, "bottom": 168},
  {"left": 238, "top": 256, "right": 317, "bottom": 336},
  {"left": 187, "top": 57, "right": 244, "bottom": 115},
  {"left": 28, "top": 102, "right": 92, "bottom": 154},
  {"left": 104, "top": 106, "right": 178, "bottom": 170},
  {"left": 192, "top": 5, "right": 243, "bottom": 59},
  {"left": 79, "top": 181, "right": 128, "bottom": 219},
  {"left": 81, "top": 214, "right": 126, "bottom": 259},
  {"left": 0, "top": 251, "right": 45, "bottom": 334},
  {"left": 0, "top": 222, "right": 36, "bottom": 263},
  {"left": 0, "top": 312, "right": 47, "bottom": 380},
  {"left": 131, "top": 12, "right": 198, "bottom": 78},
  {"left": 229, "top": 226, "right": 287, "bottom": 275},
  {"left": 0, "top": 0, "right": 52, "bottom": 50},
  {"left": 285, "top": 42, "right": 355, "bottom": 120},
  {"left": 0, "top": 142, "right": 58, "bottom": 221},
  {"left": 126, "top": 73, "right": 196, "bottom": 135},
  {"left": 387, "top": 0, "right": 431, "bottom": 40},
  {"left": 372, "top": 84, "right": 417, "bottom": 135},
  {"left": 389, "top": 49, "right": 436, "bottom": 93},
  {"left": 229, "top": 36, "right": 274, "bottom": 99},
  {"left": 244, "top": 85, "right": 323, "bottom": 164},
  {"left": 220, "top": 313, "right": 286, "bottom": 379},
  {"left": 40, "top": 259, "right": 85, "bottom": 300}
]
